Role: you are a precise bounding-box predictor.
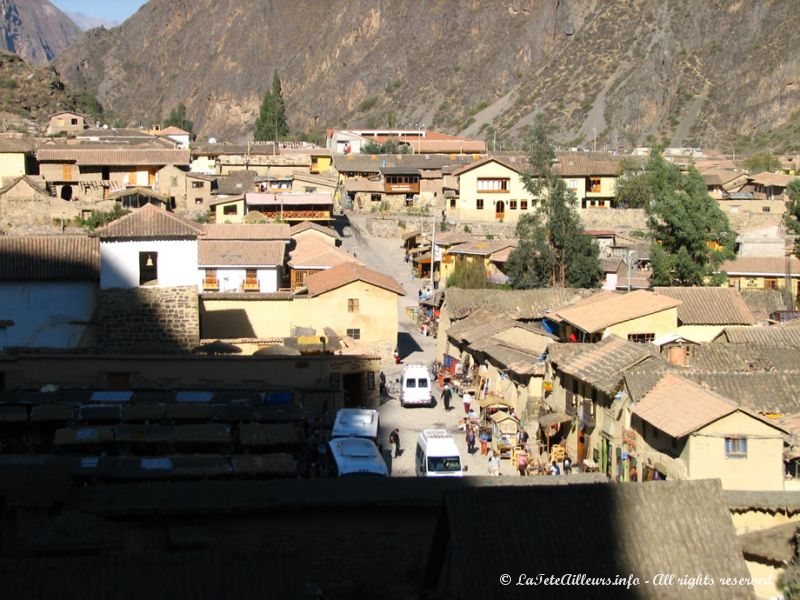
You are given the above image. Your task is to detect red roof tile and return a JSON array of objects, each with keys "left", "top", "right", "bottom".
[
  {"left": 94, "top": 204, "right": 204, "bottom": 240},
  {"left": 306, "top": 263, "right": 405, "bottom": 296}
]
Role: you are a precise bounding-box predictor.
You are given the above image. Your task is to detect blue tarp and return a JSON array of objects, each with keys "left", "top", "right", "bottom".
[{"left": 264, "top": 391, "right": 294, "bottom": 405}]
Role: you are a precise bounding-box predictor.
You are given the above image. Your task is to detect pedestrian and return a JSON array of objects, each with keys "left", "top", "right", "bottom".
[
  {"left": 389, "top": 428, "right": 401, "bottom": 458},
  {"left": 629, "top": 464, "right": 638, "bottom": 482},
  {"left": 517, "top": 451, "right": 528, "bottom": 476},
  {"left": 393, "top": 348, "right": 402, "bottom": 364},
  {"left": 563, "top": 455, "right": 572, "bottom": 475},
  {"left": 479, "top": 428, "right": 489, "bottom": 455},
  {"left": 418, "top": 289, "right": 423, "bottom": 301},
  {"left": 549, "top": 461, "right": 561, "bottom": 476},
  {"left": 466, "top": 426, "right": 476, "bottom": 454},
  {"left": 462, "top": 390, "right": 472, "bottom": 415},
  {"left": 441, "top": 383, "right": 452, "bottom": 411},
  {"left": 488, "top": 452, "right": 500, "bottom": 477},
  {"left": 404, "top": 252, "right": 409, "bottom": 263},
  {"left": 517, "top": 428, "right": 529, "bottom": 447}
]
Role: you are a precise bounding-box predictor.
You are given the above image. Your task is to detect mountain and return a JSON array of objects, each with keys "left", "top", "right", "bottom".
[
  {"left": 1, "top": 0, "right": 82, "bottom": 64},
  {"left": 54, "top": 0, "right": 800, "bottom": 152},
  {"left": 65, "top": 11, "right": 120, "bottom": 32}
]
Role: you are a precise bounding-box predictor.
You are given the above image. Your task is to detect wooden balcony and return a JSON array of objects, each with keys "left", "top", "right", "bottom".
[
  {"left": 565, "top": 390, "right": 577, "bottom": 417},
  {"left": 581, "top": 399, "right": 595, "bottom": 428},
  {"left": 385, "top": 183, "right": 420, "bottom": 194},
  {"left": 203, "top": 278, "right": 219, "bottom": 291},
  {"left": 242, "top": 279, "right": 260, "bottom": 291}
]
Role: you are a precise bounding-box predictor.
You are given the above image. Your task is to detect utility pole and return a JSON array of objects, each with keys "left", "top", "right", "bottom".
[
  {"left": 430, "top": 212, "right": 436, "bottom": 291},
  {"left": 593, "top": 128, "right": 597, "bottom": 153}
]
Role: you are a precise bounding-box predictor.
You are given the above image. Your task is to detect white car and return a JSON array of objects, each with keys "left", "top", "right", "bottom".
[{"left": 400, "top": 364, "right": 434, "bottom": 408}]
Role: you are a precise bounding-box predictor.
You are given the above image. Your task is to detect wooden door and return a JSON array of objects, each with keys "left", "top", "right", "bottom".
[{"left": 495, "top": 200, "right": 505, "bottom": 221}]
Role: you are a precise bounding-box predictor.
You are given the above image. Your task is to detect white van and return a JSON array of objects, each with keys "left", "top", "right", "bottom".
[
  {"left": 331, "top": 408, "right": 380, "bottom": 445},
  {"left": 328, "top": 437, "right": 389, "bottom": 478},
  {"left": 400, "top": 364, "right": 434, "bottom": 408},
  {"left": 415, "top": 429, "right": 464, "bottom": 477}
]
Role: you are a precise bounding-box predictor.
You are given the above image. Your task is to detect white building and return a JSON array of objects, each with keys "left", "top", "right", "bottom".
[
  {"left": 0, "top": 236, "right": 99, "bottom": 349},
  {"left": 94, "top": 203, "right": 203, "bottom": 289}
]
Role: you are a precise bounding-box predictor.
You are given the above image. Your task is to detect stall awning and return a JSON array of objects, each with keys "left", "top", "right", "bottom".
[
  {"left": 479, "top": 397, "right": 514, "bottom": 410},
  {"left": 538, "top": 412, "right": 573, "bottom": 428}
]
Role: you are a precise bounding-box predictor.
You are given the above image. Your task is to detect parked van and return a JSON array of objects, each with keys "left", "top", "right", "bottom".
[
  {"left": 415, "top": 429, "right": 464, "bottom": 477},
  {"left": 331, "top": 408, "right": 380, "bottom": 445},
  {"left": 400, "top": 364, "right": 434, "bottom": 408},
  {"left": 328, "top": 437, "right": 389, "bottom": 478}
]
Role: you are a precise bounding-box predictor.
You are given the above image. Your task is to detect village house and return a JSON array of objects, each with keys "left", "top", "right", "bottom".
[
  {"left": 0, "top": 137, "right": 34, "bottom": 184},
  {"left": 156, "top": 164, "right": 216, "bottom": 215},
  {"left": 198, "top": 223, "right": 291, "bottom": 293},
  {"left": 287, "top": 235, "right": 361, "bottom": 291},
  {"left": 157, "top": 125, "right": 191, "bottom": 148},
  {"left": 0, "top": 175, "right": 55, "bottom": 231},
  {"left": 554, "top": 152, "right": 621, "bottom": 209},
  {"left": 545, "top": 289, "right": 681, "bottom": 343},
  {"left": 45, "top": 110, "right": 88, "bottom": 136},
  {"left": 652, "top": 286, "right": 757, "bottom": 342},
  {"left": 326, "top": 128, "right": 485, "bottom": 155},
  {"left": 433, "top": 230, "right": 473, "bottom": 285},
  {"left": 214, "top": 144, "right": 330, "bottom": 177},
  {"left": 628, "top": 373, "right": 787, "bottom": 490},
  {"left": 445, "top": 238, "right": 517, "bottom": 284},
  {"left": 36, "top": 144, "right": 191, "bottom": 203},
  {"left": 449, "top": 157, "right": 532, "bottom": 224},
  {"left": 244, "top": 192, "right": 334, "bottom": 223},
  {"left": 0, "top": 236, "right": 99, "bottom": 349},
  {"left": 289, "top": 221, "right": 340, "bottom": 247},
  {"left": 721, "top": 255, "right": 800, "bottom": 302}
]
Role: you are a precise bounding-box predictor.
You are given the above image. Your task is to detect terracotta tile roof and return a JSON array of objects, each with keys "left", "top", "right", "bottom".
[
  {"left": 343, "top": 178, "right": 384, "bottom": 193},
  {"left": 36, "top": 147, "right": 190, "bottom": 166},
  {"left": 208, "top": 195, "right": 244, "bottom": 207},
  {"left": 554, "top": 152, "right": 621, "bottom": 177},
  {"left": 451, "top": 156, "right": 521, "bottom": 176},
  {"left": 750, "top": 172, "right": 797, "bottom": 187},
  {"left": 716, "top": 326, "right": 800, "bottom": 348},
  {"left": 447, "top": 312, "right": 519, "bottom": 345},
  {"left": 447, "top": 239, "right": 517, "bottom": 256},
  {"left": 435, "top": 231, "right": 473, "bottom": 246},
  {"left": 0, "top": 138, "right": 33, "bottom": 153},
  {"left": 632, "top": 373, "right": 737, "bottom": 438},
  {"left": 0, "top": 175, "right": 49, "bottom": 196},
  {"left": 690, "top": 343, "right": 800, "bottom": 373},
  {"left": 740, "top": 290, "right": 788, "bottom": 322},
  {"left": 332, "top": 153, "right": 477, "bottom": 174},
  {"left": 306, "top": 262, "right": 405, "bottom": 296},
  {"left": 601, "top": 258, "right": 622, "bottom": 272},
  {"left": 0, "top": 236, "right": 99, "bottom": 280},
  {"left": 444, "top": 288, "right": 595, "bottom": 320},
  {"left": 288, "top": 238, "right": 361, "bottom": 269},
  {"left": 551, "top": 335, "right": 656, "bottom": 395},
  {"left": 289, "top": 221, "right": 341, "bottom": 240},
  {"left": 106, "top": 187, "right": 169, "bottom": 203},
  {"left": 489, "top": 246, "right": 514, "bottom": 263},
  {"left": 198, "top": 240, "right": 285, "bottom": 266},
  {"left": 215, "top": 171, "right": 257, "bottom": 195},
  {"left": 203, "top": 223, "right": 290, "bottom": 240},
  {"left": 158, "top": 126, "right": 190, "bottom": 136},
  {"left": 653, "top": 287, "right": 756, "bottom": 325},
  {"left": 720, "top": 255, "right": 800, "bottom": 276},
  {"left": 681, "top": 371, "right": 800, "bottom": 416},
  {"left": 93, "top": 203, "right": 204, "bottom": 240},
  {"left": 550, "top": 290, "right": 679, "bottom": 334}
]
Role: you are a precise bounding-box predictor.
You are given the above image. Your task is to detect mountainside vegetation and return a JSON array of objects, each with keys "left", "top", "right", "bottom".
[{"left": 51, "top": 0, "right": 800, "bottom": 150}]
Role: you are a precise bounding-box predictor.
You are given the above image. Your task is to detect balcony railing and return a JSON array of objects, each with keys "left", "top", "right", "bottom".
[
  {"left": 203, "top": 278, "right": 219, "bottom": 291},
  {"left": 242, "top": 279, "right": 260, "bottom": 291}
]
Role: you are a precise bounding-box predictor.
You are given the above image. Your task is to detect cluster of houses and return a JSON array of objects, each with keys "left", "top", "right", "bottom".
[{"left": 435, "top": 284, "right": 800, "bottom": 495}]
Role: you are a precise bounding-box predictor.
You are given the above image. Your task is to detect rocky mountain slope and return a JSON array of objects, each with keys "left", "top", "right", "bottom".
[
  {"left": 1, "top": 0, "right": 81, "bottom": 64},
  {"left": 54, "top": 0, "right": 800, "bottom": 152}
]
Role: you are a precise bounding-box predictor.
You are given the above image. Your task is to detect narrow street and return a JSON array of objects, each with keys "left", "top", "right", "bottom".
[{"left": 337, "top": 215, "right": 519, "bottom": 477}]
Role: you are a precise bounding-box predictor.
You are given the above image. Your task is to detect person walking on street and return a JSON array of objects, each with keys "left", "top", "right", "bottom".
[
  {"left": 563, "top": 455, "right": 572, "bottom": 475},
  {"left": 488, "top": 451, "right": 500, "bottom": 477},
  {"left": 441, "top": 383, "right": 452, "bottom": 411},
  {"left": 517, "top": 451, "right": 528, "bottom": 476},
  {"left": 389, "top": 428, "right": 401, "bottom": 458},
  {"left": 462, "top": 390, "right": 472, "bottom": 415},
  {"left": 479, "top": 429, "right": 489, "bottom": 455},
  {"left": 466, "top": 426, "right": 476, "bottom": 455}
]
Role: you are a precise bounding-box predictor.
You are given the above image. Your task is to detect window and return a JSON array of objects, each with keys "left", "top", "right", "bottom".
[
  {"left": 509, "top": 200, "right": 517, "bottom": 210},
  {"left": 450, "top": 198, "right": 456, "bottom": 209},
  {"left": 762, "top": 206, "right": 771, "bottom": 212},
  {"left": 477, "top": 178, "right": 509, "bottom": 192},
  {"left": 627, "top": 333, "right": 655, "bottom": 344},
  {"left": 765, "top": 278, "right": 778, "bottom": 290},
  {"left": 139, "top": 252, "right": 158, "bottom": 285},
  {"left": 405, "top": 378, "right": 416, "bottom": 388},
  {"left": 195, "top": 198, "right": 203, "bottom": 204},
  {"left": 725, "top": 437, "right": 747, "bottom": 459},
  {"left": 371, "top": 193, "right": 381, "bottom": 202},
  {"left": 192, "top": 181, "right": 205, "bottom": 189},
  {"left": 417, "top": 378, "right": 428, "bottom": 388},
  {"left": 62, "top": 164, "right": 72, "bottom": 181},
  {"left": 102, "top": 167, "right": 110, "bottom": 181},
  {"left": 520, "top": 200, "right": 528, "bottom": 210},
  {"left": 346, "top": 328, "right": 361, "bottom": 340},
  {"left": 589, "top": 178, "right": 601, "bottom": 193},
  {"left": 567, "top": 179, "right": 578, "bottom": 190},
  {"left": 70, "top": 118, "right": 78, "bottom": 125},
  {"left": 348, "top": 298, "right": 359, "bottom": 313},
  {"left": 223, "top": 205, "right": 237, "bottom": 215},
  {"left": 171, "top": 177, "right": 178, "bottom": 186},
  {"left": 476, "top": 198, "right": 484, "bottom": 210}
]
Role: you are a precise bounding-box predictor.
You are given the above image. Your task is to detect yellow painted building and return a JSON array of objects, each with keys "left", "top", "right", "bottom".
[
  {"left": 0, "top": 149, "right": 27, "bottom": 183},
  {"left": 451, "top": 157, "right": 534, "bottom": 224},
  {"left": 721, "top": 255, "right": 800, "bottom": 301},
  {"left": 211, "top": 197, "right": 246, "bottom": 223},
  {"left": 201, "top": 265, "right": 403, "bottom": 356}
]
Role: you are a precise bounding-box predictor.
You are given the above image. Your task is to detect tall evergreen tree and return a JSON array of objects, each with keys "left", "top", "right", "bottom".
[
  {"left": 505, "top": 117, "right": 602, "bottom": 289},
  {"left": 165, "top": 103, "right": 193, "bottom": 134},
  {"left": 254, "top": 72, "right": 289, "bottom": 141},
  {"left": 644, "top": 150, "right": 736, "bottom": 286}
]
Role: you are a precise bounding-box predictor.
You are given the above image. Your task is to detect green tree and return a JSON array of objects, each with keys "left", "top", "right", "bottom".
[
  {"left": 614, "top": 156, "right": 650, "bottom": 208},
  {"left": 254, "top": 71, "right": 289, "bottom": 141},
  {"left": 644, "top": 150, "right": 736, "bottom": 286},
  {"left": 165, "top": 103, "right": 194, "bottom": 134},
  {"left": 505, "top": 116, "right": 602, "bottom": 289},
  {"left": 446, "top": 258, "right": 495, "bottom": 289},
  {"left": 76, "top": 206, "right": 130, "bottom": 231},
  {"left": 744, "top": 152, "right": 781, "bottom": 173},
  {"left": 785, "top": 179, "right": 800, "bottom": 257}
]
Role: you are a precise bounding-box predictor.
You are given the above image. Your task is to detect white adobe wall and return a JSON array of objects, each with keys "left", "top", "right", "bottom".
[{"left": 100, "top": 239, "right": 198, "bottom": 289}]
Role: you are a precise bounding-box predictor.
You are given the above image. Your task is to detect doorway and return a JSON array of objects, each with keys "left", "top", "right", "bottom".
[{"left": 495, "top": 200, "right": 505, "bottom": 221}]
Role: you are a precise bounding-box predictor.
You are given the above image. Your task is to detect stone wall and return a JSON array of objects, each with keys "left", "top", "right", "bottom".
[{"left": 97, "top": 286, "right": 199, "bottom": 353}]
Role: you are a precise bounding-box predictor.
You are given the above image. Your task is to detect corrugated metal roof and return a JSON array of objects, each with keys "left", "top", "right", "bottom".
[
  {"left": 653, "top": 287, "right": 756, "bottom": 325},
  {"left": 0, "top": 236, "right": 99, "bottom": 280},
  {"left": 198, "top": 240, "right": 286, "bottom": 266}
]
